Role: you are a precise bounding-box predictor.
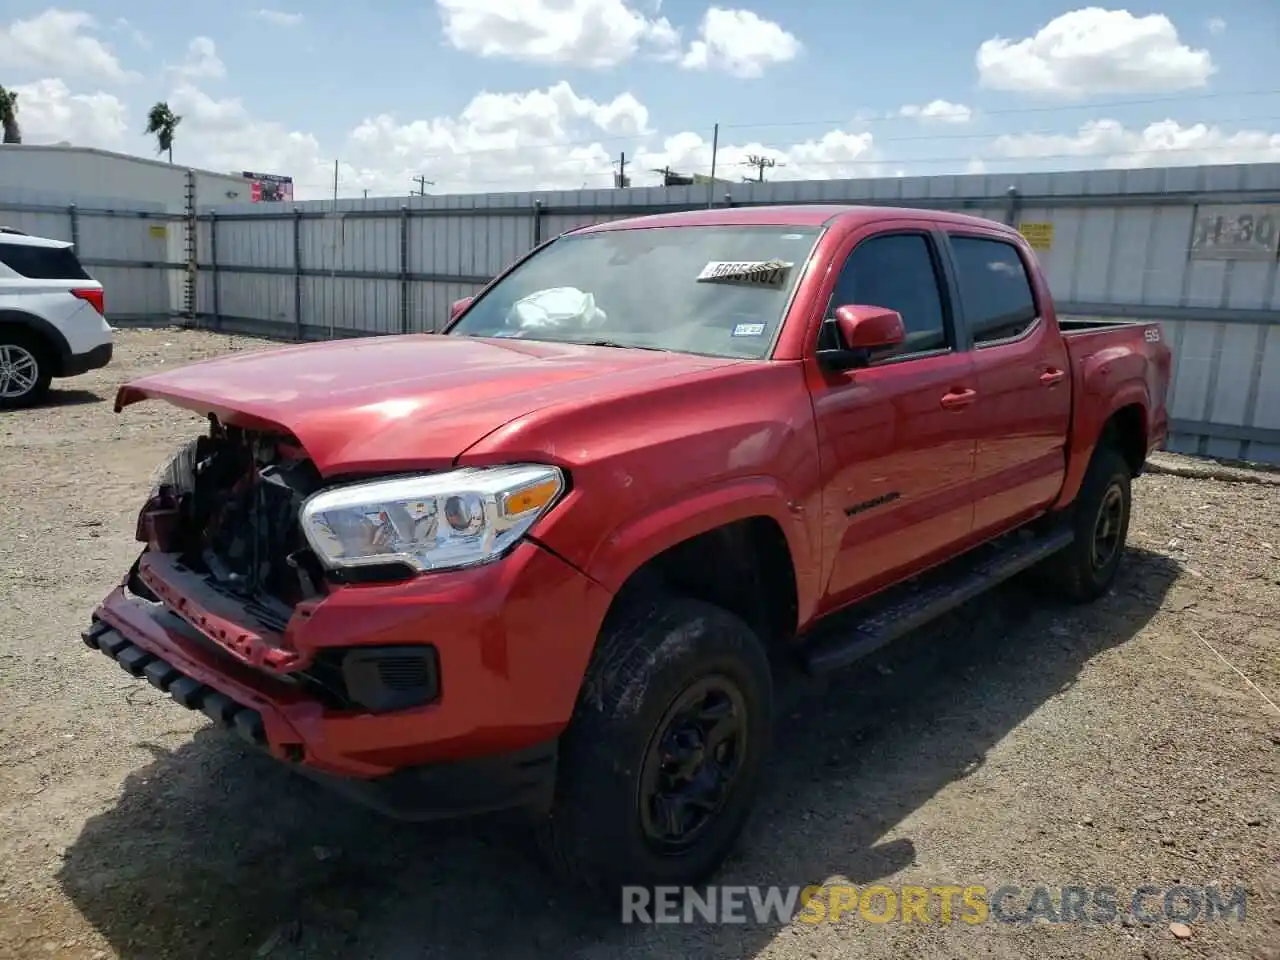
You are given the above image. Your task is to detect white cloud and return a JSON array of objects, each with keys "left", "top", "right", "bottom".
[
  {"left": 0, "top": 9, "right": 137, "bottom": 83},
  {"left": 9, "top": 77, "right": 128, "bottom": 146},
  {"left": 169, "top": 37, "right": 226, "bottom": 81},
  {"left": 435, "top": 0, "right": 678, "bottom": 67},
  {"left": 252, "top": 9, "right": 305, "bottom": 26},
  {"left": 680, "top": 7, "right": 801, "bottom": 78},
  {"left": 1206, "top": 16, "right": 1226, "bottom": 35},
  {"left": 994, "top": 118, "right": 1280, "bottom": 168},
  {"left": 111, "top": 17, "right": 150, "bottom": 51},
  {"left": 976, "top": 7, "right": 1214, "bottom": 96},
  {"left": 899, "top": 99, "right": 972, "bottom": 124},
  {"left": 160, "top": 77, "right": 886, "bottom": 199}
]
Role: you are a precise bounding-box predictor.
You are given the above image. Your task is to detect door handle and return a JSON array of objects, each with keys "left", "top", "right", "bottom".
[
  {"left": 1040, "top": 368, "right": 1066, "bottom": 386},
  {"left": 940, "top": 388, "right": 977, "bottom": 409}
]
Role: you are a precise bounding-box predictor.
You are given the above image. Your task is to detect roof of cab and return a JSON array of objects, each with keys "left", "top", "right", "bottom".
[{"left": 572, "top": 204, "right": 1011, "bottom": 234}]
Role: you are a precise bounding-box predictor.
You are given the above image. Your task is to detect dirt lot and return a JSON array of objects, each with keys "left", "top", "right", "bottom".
[{"left": 0, "top": 327, "right": 1277, "bottom": 960}]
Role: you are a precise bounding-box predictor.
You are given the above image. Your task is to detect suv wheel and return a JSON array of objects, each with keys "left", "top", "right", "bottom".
[
  {"left": 0, "top": 331, "right": 52, "bottom": 409},
  {"left": 539, "top": 595, "right": 774, "bottom": 898}
]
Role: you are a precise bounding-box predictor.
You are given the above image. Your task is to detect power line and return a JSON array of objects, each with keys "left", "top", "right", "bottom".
[
  {"left": 396, "top": 140, "right": 1280, "bottom": 189},
  {"left": 352, "top": 90, "right": 1280, "bottom": 168},
  {"left": 718, "top": 87, "right": 1280, "bottom": 131}
]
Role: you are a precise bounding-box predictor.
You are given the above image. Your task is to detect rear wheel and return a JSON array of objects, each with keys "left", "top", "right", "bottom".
[
  {"left": 1039, "top": 443, "right": 1133, "bottom": 603},
  {"left": 0, "top": 330, "right": 52, "bottom": 409},
  {"left": 539, "top": 595, "right": 774, "bottom": 898}
]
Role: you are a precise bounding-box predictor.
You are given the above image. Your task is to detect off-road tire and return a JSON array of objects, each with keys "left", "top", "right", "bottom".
[
  {"left": 1039, "top": 443, "right": 1133, "bottom": 603},
  {"left": 538, "top": 595, "right": 774, "bottom": 899},
  {"left": 0, "top": 328, "right": 53, "bottom": 410}
]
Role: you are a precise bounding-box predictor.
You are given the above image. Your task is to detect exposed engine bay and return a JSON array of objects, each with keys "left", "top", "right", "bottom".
[{"left": 137, "top": 415, "right": 328, "bottom": 632}]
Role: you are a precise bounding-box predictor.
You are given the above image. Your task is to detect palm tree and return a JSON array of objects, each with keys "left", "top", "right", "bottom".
[
  {"left": 0, "top": 86, "right": 20, "bottom": 144},
  {"left": 145, "top": 101, "right": 181, "bottom": 162}
]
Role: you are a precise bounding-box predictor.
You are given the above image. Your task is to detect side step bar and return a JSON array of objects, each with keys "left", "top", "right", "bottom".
[
  {"left": 81, "top": 618, "right": 268, "bottom": 747},
  {"left": 801, "top": 524, "right": 1075, "bottom": 675}
]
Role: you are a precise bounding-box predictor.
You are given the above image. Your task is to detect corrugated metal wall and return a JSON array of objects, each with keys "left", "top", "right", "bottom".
[
  {"left": 195, "top": 163, "right": 1280, "bottom": 463},
  {"left": 0, "top": 186, "right": 183, "bottom": 320}
]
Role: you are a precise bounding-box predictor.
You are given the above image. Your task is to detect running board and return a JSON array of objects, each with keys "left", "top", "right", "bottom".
[{"left": 800, "top": 524, "right": 1075, "bottom": 675}]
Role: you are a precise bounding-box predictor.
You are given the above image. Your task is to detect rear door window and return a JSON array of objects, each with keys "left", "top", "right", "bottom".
[
  {"left": 948, "top": 236, "right": 1038, "bottom": 344},
  {"left": 0, "top": 243, "right": 91, "bottom": 280}
]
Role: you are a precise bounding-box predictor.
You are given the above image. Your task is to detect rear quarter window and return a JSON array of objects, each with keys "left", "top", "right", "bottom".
[
  {"left": 949, "top": 236, "right": 1038, "bottom": 344},
  {"left": 0, "top": 243, "right": 91, "bottom": 281}
]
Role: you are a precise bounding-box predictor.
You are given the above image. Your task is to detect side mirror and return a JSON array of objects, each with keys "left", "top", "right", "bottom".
[
  {"left": 450, "top": 296, "right": 475, "bottom": 321},
  {"left": 817, "top": 305, "right": 906, "bottom": 371},
  {"left": 833, "top": 304, "right": 906, "bottom": 350}
]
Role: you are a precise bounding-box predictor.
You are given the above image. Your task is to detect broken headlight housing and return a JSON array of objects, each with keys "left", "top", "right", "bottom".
[{"left": 299, "top": 464, "right": 565, "bottom": 573}]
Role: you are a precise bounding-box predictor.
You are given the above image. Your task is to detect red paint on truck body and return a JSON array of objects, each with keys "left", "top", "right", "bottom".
[{"left": 98, "top": 204, "right": 1171, "bottom": 786}]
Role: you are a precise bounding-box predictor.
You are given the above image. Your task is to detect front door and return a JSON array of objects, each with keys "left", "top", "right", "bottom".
[{"left": 809, "top": 228, "right": 978, "bottom": 611}]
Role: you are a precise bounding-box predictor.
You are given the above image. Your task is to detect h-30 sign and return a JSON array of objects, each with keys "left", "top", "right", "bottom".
[{"left": 1189, "top": 204, "right": 1280, "bottom": 260}]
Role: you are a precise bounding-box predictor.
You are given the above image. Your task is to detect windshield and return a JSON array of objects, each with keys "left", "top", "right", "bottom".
[{"left": 448, "top": 224, "right": 822, "bottom": 359}]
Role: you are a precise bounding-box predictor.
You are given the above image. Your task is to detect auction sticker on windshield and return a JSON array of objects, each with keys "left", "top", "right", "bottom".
[{"left": 696, "top": 260, "right": 794, "bottom": 286}]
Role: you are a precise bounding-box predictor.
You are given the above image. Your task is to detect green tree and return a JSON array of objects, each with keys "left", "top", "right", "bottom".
[
  {"left": 0, "top": 86, "right": 21, "bottom": 144},
  {"left": 145, "top": 101, "right": 181, "bottom": 162}
]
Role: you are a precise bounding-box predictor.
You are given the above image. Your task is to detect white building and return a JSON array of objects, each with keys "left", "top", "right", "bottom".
[{"left": 0, "top": 144, "right": 254, "bottom": 211}]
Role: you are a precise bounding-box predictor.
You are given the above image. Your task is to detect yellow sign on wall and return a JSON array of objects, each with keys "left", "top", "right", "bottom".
[
  {"left": 1017, "top": 222, "right": 1054, "bottom": 251},
  {"left": 149, "top": 224, "right": 167, "bottom": 238}
]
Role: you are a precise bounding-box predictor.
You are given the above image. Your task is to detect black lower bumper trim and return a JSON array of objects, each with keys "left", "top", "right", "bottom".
[
  {"left": 82, "top": 617, "right": 558, "bottom": 821},
  {"left": 297, "top": 740, "right": 558, "bottom": 822},
  {"left": 83, "top": 618, "right": 267, "bottom": 749},
  {"left": 59, "top": 342, "right": 112, "bottom": 377}
]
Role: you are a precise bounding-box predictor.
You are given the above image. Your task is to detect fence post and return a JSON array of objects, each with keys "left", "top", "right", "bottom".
[
  {"left": 1004, "top": 186, "right": 1022, "bottom": 227},
  {"left": 532, "top": 199, "right": 544, "bottom": 245},
  {"left": 293, "top": 208, "right": 303, "bottom": 341},
  {"left": 209, "top": 212, "right": 220, "bottom": 330},
  {"left": 67, "top": 203, "right": 79, "bottom": 249},
  {"left": 399, "top": 205, "right": 410, "bottom": 334}
]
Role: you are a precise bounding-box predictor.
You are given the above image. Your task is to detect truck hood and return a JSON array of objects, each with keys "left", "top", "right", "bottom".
[{"left": 116, "top": 334, "right": 740, "bottom": 476}]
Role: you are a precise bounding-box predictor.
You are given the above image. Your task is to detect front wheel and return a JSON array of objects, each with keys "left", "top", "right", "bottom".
[
  {"left": 1040, "top": 444, "right": 1133, "bottom": 603},
  {"left": 539, "top": 596, "right": 774, "bottom": 898}
]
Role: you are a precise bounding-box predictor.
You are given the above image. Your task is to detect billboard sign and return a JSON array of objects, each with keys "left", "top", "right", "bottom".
[{"left": 243, "top": 171, "right": 294, "bottom": 203}]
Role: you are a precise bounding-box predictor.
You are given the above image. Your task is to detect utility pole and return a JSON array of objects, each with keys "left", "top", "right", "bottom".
[
  {"left": 411, "top": 175, "right": 435, "bottom": 196},
  {"left": 707, "top": 123, "right": 719, "bottom": 208},
  {"left": 613, "top": 151, "right": 629, "bottom": 188},
  {"left": 332, "top": 158, "right": 339, "bottom": 201},
  {"left": 743, "top": 154, "right": 781, "bottom": 183}
]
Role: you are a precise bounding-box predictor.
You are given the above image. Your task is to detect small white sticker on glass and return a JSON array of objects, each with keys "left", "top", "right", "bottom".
[
  {"left": 732, "top": 322, "right": 767, "bottom": 337},
  {"left": 696, "top": 260, "right": 794, "bottom": 286}
]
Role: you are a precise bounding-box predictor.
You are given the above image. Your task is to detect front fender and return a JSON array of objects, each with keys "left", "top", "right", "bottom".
[{"left": 583, "top": 476, "right": 821, "bottom": 626}]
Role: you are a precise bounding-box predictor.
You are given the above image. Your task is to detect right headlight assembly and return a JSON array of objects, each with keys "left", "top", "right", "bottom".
[{"left": 299, "top": 464, "right": 566, "bottom": 573}]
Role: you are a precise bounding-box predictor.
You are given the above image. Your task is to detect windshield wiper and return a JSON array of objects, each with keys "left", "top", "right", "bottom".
[{"left": 569, "top": 339, "right": 670, "bottom": 352}]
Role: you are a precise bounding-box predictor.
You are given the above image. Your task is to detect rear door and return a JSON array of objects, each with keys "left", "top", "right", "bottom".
[
  {"left": 808, "top": 225, "right": 979, "bottom": 609},
  {"left": 943, "top": 231, "right": 1071, "bottom": 536}
]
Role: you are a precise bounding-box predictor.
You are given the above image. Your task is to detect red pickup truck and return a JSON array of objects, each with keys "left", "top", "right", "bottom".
[{"left": 85, "top": 204, "right": 1171, "bottom": 896}]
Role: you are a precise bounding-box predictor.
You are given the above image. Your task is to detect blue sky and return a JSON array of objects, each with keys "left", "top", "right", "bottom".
[{"left": 2, "top": 1, "right": 1278, "bottom": 198}]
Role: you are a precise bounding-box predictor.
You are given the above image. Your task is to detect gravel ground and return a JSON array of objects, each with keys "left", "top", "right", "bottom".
[{"left": 0, "top": 327, "right": 1277, "bottom": 960}]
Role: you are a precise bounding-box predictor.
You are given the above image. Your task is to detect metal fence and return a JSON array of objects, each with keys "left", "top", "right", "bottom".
[
  {"left": 0, "top": 186, "right": 188, "bottom": 322},
  {"left": 4, "top": 165, "right": 1279, "bottom": 464}
]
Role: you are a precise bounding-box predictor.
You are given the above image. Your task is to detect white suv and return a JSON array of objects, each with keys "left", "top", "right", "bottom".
[{"left": 0, "top": 227, "right": 113, "bottom": 408}]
